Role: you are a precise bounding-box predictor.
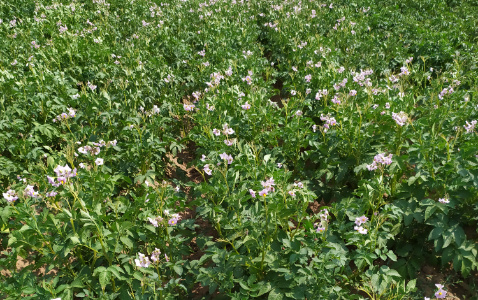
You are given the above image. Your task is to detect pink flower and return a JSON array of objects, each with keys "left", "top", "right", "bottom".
[
  {"left": 204, "top": 164, "right": 212, "bottom": 175},
  {"left": 249, "top": 189, "right": 256, "bottom": 198},
  {"left": 355, "top": 216, "right": 368, "bottom": 226},
  {"left": 392, "top": 111, "right": 408, "bottom": 126},
  {"left": 24, "top": 185, "right": 39, "bottom": 198},
  {"left": 242, "top": 75, "right": 252, "bottom": 85},
  {"left": 241, "top": 102, "right": 251, "bottom": 110},
  {"left": 435, "top": 288, "right": 447, "bottom": 299},
  {"left": 258, "top": 189, "right": 268, "bottom": 197},
  {"left": 3, "top": 189, "right": 18, "bottom": 202},
  {"left": 183, "top": 104, "right": 195, "bottom": 111},
  {"left": 151, "top": 248, "right": 161, "bottom": 262},
  {"left": 168, "top": 218, "right": 178, "bottom": 226},
  {"left": 148, "top": 216, "right": 163, "bottom": 227}
]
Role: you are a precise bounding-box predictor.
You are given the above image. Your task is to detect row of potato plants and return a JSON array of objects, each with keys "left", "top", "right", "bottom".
[{"left": 1, "top": 0, "right": 477, "bottom": 299}]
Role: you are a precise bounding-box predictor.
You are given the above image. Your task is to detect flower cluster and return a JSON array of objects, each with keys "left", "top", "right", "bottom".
[
  {"left": 148, "top": 216, "right": 163, "bottom": 227},
  {"left": 392, "top": 111, "right": 408, "bottom": 126},
  {"left": 53, "top": 108, "right": 76, "bottom": 122},
  {"left": 183, "top": 103, "right": 195, "bottom": 112},
  {"left": 388, "top": 75, "right": 399, "bottom": 83},
  {"left": 399, "top": 66, "right": 410, "bottom": 76},
  {"left": 315, "top": 209, "right": 329, "bottom": 233},
  {"left": 331, "top": 94, "right": 342, "bottom": 105},
  {"left": 463, "top": 120, "right": 476, "bottom": 133},
  {"left": 333, "top": 78, "right": 348, "bottom": 91},
  {"left": 438, "top": 87, "right": 454, "bottom": 100},
  {"left": 352, "top": 69, "right": 373, "bottom": 86},
  {"left": 135, "top": 249, "right": 168, "bottom": 268},
  {"left": 47, "top": 164, "right": 77, "bottom": 187},
  {"left": 139, "top": 105, "right": 160, "bottom": 116},
  {"left": 206, "top": 72, "right": 224, "bottom": 87},
  {"left": 354, "top": 215, "right": 368, "bottom": 234},
  {"left": 3, "top": 189, "right": 18, "bottom": 202},
  {"left": 242, "top": 70, "right": 253, "bottom": 85},
  {"left": 219, "top": 152, "right": 233, "bottom": 164},
  {"left": 241, "top": 102, "right": 251, "bottom": 110},
  {"left": 148, "top": 210, "right": 180, "bottom": 227},
  {"left": 320, "top": 114, "right": 337, "bottom": 132},
  {"left": 135, "top": 253, "right": 151, "bottom": 268},
  {"left": 438, "top": 197, "right": 449, "bottom": 204},
  {"left": 192, "top": 91, "right": 201, "bottom": 102},
  {"left": 367, "top": 153, "right": 393, "bottom": 171},
  {"left": 150, "top": 248, "right": 162, "bottom": 262},
  {"left": 258, "top": 177, "right": 275, "bottom": 197},
  {"left": 24, "top": 185, "right": 40, "bottom": 198},
  {"left": 222, "top": 123, "right": 235, "bottom": 136},
  {"left": 78, "top": 140, "right": 116, "bottom": 156},
  {"left": 315, "top": 89, "right": 329, "bottom": 100}
]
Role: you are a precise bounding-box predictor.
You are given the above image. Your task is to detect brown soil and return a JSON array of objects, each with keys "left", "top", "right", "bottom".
[
  {"left": 0, "top": 249, "right": 57, "bottom": 278},
  {"left": 165, "top": 142, "right": 221, "bottom": 299},
  {"left": 416, "top": 264, "right": 472, "bottom": 299}
]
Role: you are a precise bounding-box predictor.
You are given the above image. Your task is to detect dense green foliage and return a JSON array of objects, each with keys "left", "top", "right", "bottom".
[{"left": 1, "top": 0, "right": 477, "bottom": 299}]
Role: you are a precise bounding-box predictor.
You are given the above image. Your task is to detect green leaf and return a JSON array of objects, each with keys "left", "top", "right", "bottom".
[
  {"left": 268, "top": 288, "right": 284, "bottom": 300},
  {"left": 424, "top": 206, "right": 436, "bottom": 221},
  {"left": 406, "top": 279, "right": 417, "bottom": 292},
  {"left": 429, "top": 227, "right": 443, "bottom": 240},
  {"left": 386, "top": 269, "right": 401, "bottom": 278},
  {"left": 108, "top": 265, "right": 125, "bottom": 280},
  {"left": 70, "top": 278, "right": 84, "bottom": 288},
  {"left": 173, "top": 265, "right": 183, "bottom": 276},
  {"left": 239, "top": 281, "right": 251, "bottom": 291},
  {"left": 452, "top": 226, "right": 466, "bottom": 246},
  {"left": 443, "top": 233, "right": 453, "bottom": 248},
  {"left": 120, "top": 236, "right": 134, "bottom": 249},
  {"left": 256, "top": 282, "right": 272, "bottom": 297},
  {"left": 22, "top": 287, "right": 36, "bottom": 294},
  {"left": 70, "top": 235, "right": 80, "bottom": 245},
  {"left": 98, "top": 270, "right": 111, "bottom": 291},
  {"left": 387, "top": 250, "right": 397, "bottom": 262}
]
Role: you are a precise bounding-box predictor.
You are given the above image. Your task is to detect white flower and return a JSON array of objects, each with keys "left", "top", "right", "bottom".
[
  {"left": 95, "top": 158, "right": 104, "bottom": 166},
  {"left": 135, "top": 253, "right": 151, "bottom": 268},
  {"left": 354, "top": 226, "right": 368, "bottom": 234},
  {"left": 438, "top": 197, "right": 450, "bottom": 204}
]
